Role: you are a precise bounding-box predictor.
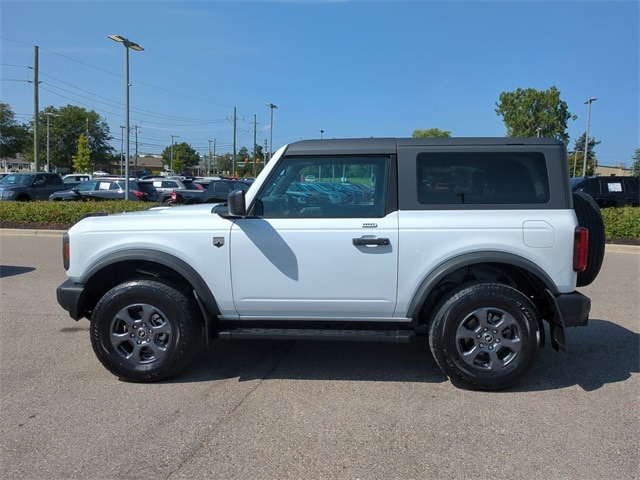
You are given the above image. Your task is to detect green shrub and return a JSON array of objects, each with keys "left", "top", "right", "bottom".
[
  {"left": 0, "top": 200, "right": 160, "bottom": 228},
  {"left": 600, "top": 206, "right": 640, "bottom": 239},
  {"left": 0, "top": 201, "right": 639, "bottom": 240}
]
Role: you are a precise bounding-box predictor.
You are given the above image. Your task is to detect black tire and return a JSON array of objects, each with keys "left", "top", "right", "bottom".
[
  {"left": 573, "top": 191, "right": 605, "bottom": 287},
  {"left": 90, "top": 279, "right": 201, "bottom": 382},
  {"left": 429, "top": 283, "right": 541, "bottom": 391}
]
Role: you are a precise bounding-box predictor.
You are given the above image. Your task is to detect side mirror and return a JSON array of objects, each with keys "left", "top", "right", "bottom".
[{"left": 227, "top": 189, "right": 246, "bottom": 217}]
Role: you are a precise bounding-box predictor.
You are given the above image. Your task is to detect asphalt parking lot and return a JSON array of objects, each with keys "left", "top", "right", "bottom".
[{"left": 0, "top": 231, "right": 638, "bottom": 480}]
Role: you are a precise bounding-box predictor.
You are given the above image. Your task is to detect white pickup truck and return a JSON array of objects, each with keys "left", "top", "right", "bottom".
[{"left": 56, "top": 137, "right": 604, "bottom": 390}]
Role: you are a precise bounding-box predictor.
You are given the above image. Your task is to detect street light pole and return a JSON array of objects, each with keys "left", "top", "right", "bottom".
[
  {"left": 266, "top": 103, "right": 278, "bottom": 162},
  {"left": 44, "top": 112, "right": 59, "bottom": 172},
  {"left": 582, "top": 97, "right": 597, "bottom": 177},
  {"left": 208, "top": 139, "right": 213, "bottom": 175},
  {"left": 170, "top": 134, "right": 180, "bottom": 173},
  {"left": 108, "top": 35, "right": 143, "bottom": 199},
  {"left": 319, "top": 129, "right": 324, "bottom": 139},
  {"left": 119, "top": 125, "right": 125, "bottom": 176}
]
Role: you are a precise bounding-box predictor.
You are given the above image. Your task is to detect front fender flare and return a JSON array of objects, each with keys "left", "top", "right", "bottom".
[{"left": 81, "top": 248, "right": 220, "bottom": 316}]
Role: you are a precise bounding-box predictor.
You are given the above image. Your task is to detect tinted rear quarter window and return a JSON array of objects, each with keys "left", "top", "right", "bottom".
[{"left": 416, "top": 152, "right": 550, "bottom": 205}]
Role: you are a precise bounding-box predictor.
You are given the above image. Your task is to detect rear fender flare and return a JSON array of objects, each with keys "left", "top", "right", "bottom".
[{"left": 406, "top": 251, "right": 559, "bottom": 318}]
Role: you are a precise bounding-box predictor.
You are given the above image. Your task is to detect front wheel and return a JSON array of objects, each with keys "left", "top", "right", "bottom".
[
  {"left": 429, "top": 283, "right": 541, "bottom": 390},
  {"left": 90, "top": 279, "right": 201, "bottom": 382}
]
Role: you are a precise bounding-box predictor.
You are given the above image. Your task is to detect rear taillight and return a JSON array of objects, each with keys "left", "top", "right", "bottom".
[
  {"left": 62, "top": 233, "right": 70, "bottom": 270},
  {"left": 573, "top": 227, "right": 589, "bottom": 272},
  {"left": 132, "top": 190, "right": 146, "bottom": 199},
  {"left": 171, "top": 191, "right": 177, "bottom": 201}
]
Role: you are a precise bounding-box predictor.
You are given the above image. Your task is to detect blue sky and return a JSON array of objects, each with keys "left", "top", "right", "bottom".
[{"left": 1, "top": 0, "right": 638, "bottom": 167}]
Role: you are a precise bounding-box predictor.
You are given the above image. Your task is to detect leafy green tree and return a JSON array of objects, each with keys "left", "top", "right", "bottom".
[
  {"left": 632, "top": 149, "right": 640, "bottom": 176},
  {"left": 72, "top": 134, "right": 92, "bottom": 173},
  {"left": 24, "top": 105, "right": 114, "bottom": 172},
  {"left": 569, "top": 132, "right": 601, "bottom": 177},
  {"left": 412, "top": 128, "right": 451, "bottom": 138},
  {"left": 0, "top": 102, "right": 29, "bottom": 159},
  {"left": 161, "top": 141, "right": 200, "bottom": 173},
  {"left": 495, "top": 86, "right": 575, "bottom": 144}
]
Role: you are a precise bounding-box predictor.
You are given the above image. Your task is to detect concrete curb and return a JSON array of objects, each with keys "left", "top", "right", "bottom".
[{"left": 0, "top": 228, "right": 67, "bottom": 237}]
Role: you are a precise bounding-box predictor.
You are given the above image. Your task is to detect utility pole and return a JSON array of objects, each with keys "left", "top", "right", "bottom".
[
  {"left": 582, "top": 97, "right": 597, "bottom": 177},
  {"left": 253, "top": 114, "right": 258, "bottom": 176},
  {"left": 208, "top": 139, "right": 213, "bottom": 175},
  {"left": 33, "top": 46, "right": 40, "bottom": 171},
  {"left": 119, "top": 125, "right": 125, "bottom": 176},
  {"left": 213, "top": 139, "right": 217, "bottom": 174},
  {"left": 232, "top": 107, "right": 237, "bottom": 177}
]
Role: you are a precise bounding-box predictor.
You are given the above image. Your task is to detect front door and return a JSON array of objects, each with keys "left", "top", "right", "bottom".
[{"left": 229, "top": 154, "right": 398, "bottom": 320}]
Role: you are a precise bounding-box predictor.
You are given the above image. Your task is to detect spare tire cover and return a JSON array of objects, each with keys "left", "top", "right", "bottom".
[{"left": 573, "top": 192, "right": 605, "bottom": 287}]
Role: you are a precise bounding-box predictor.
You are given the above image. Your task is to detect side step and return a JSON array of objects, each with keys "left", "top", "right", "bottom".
[{"left": 217, "top": 328, "right": 415, "bottom": 343}]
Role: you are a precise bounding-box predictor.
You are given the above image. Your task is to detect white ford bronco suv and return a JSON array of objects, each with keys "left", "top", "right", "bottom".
[{"left": 56, "top": 137, "right": 605, "bottom": 390}]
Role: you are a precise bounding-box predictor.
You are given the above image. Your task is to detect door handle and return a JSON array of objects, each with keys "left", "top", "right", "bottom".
[{"left": 352, "top": 237, "right": 390, "bottom": 246}]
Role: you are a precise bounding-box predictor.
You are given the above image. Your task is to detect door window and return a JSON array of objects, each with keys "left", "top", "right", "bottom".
[{"left": 252, "top": 156, "right": 388, "bottom": 218}]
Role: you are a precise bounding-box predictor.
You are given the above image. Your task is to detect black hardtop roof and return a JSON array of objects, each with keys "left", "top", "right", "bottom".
[{"left": 284, "top": 137, "right": 564, "bottom": 155}]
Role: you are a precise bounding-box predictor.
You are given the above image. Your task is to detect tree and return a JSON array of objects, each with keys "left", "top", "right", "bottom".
[
  {"left": 495, "top": 86, "right": 575, "bottom": 144},
  {"left": 412, "top": 128, "right": 451, "bottom": 138},
  {"left": 0, "top": 102, "right": 29, "bottom": 159},
  {"left": 569, "top": 132, "right": 601, "bottom": 177},
  {"left": 24, "top": 105, "right": 114, "bottom": 172},
  {"left": 72, "top": 134, "right": 91, "bottom": 173},
  {"left": 161, "top": 141, "right": 200, "bottom": 174},
  {"left": 632, "top": 149, "right": 640, "bottom": 177}
]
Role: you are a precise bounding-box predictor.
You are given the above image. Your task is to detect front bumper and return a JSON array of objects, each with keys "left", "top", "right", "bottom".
[{"left": 56, "top": 279, "right": 87, "bottom": 320}]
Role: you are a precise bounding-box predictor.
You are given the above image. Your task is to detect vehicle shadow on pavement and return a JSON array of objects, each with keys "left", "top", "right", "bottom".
[
  {"left": 514, "top": 319, "right": 639, "bottom": 392},
  {"left": 178, "top": 319, "right": 638, "bottom": 392},
  {"left": 0, "top": 265, "right": 36, "bottom": 278},
  {"left": 181, "top": 338, "right": 448, "bottom": 385}
]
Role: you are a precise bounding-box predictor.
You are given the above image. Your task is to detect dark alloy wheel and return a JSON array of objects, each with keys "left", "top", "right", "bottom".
[
  {"left": 90, "top": 279, "right": 201, "bottom": 382},
  {"left": 429, "top": 283, "right": 542, "bottom": 391}
]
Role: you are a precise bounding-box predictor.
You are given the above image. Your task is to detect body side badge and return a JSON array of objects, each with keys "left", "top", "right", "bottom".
[{"left": 213, "top": 237, "right": 225, "bottom": 248}]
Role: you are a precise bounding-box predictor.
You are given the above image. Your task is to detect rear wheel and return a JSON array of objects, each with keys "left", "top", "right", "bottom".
[
  {"left": 90, "top": 279, "right": 201, "bottom": 382},
  {"left": 429, "top": 283, "right": 541, "bottom": 390}
]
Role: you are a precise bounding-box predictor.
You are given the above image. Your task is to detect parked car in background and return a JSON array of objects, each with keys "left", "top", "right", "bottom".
[
  {"left": 148, "top": 177, "right": 197, "bottom": 204},
  {"left": 0, "top": 172, "right": 66, "bottom": 201},
  {"left": 62, "top": 173, "right": 92, "bottom": 190},
  {"left": 571, "top": 176, "right": 639, "bottom": 208},
  {"left": 170, "top": 179, "right": 253, "bottom": 204},
  {"left": 49, "top": 178, "right": 159, "bottom": 202}
]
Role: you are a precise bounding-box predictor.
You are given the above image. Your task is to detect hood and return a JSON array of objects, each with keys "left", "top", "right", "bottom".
[{"left": 70, "top": 203, "right": 229, "bottom": 234}]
